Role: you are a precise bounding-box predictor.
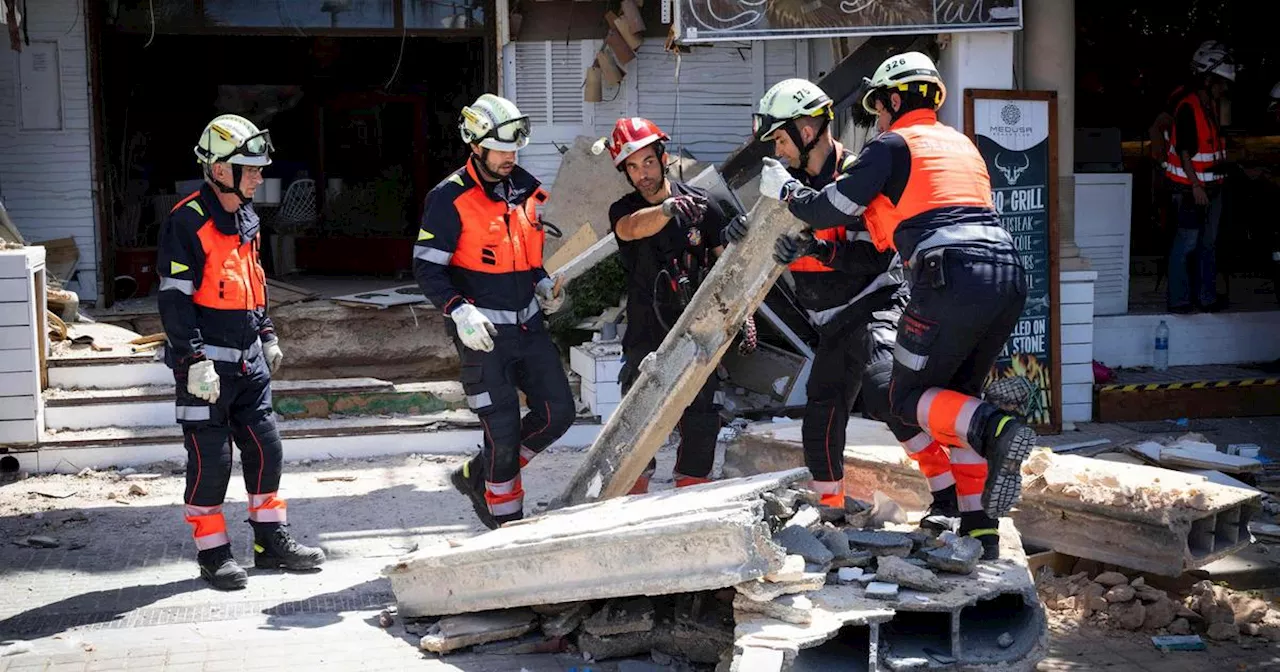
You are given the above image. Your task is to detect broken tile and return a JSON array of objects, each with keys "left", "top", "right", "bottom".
[
  {"left": 865, "top": 581, "right": 899, "bottom": 600},
  {"left": 845, "top": 530, "right": 913, "bottom": 558},
  {"left": 583, "top": 597, "right": 655, "bottom": 636},
  {"left": 418, "top": 609, "right": 537, "bottom": 653},
  {"left": 875, "top": 556, "right": 944, "bottom": 593},
  {"left": 836, "top": 567, "right": 864, "bottom": 584}
]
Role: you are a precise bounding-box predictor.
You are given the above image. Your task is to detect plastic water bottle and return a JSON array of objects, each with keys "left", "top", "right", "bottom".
[{"left": 1153, "top": 320, "right": 1170, "bottom": 371}]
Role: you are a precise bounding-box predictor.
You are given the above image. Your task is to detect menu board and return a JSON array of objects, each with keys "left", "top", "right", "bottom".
[{"left": 675, "top": 0, "right": 1021, "bottom": 43}]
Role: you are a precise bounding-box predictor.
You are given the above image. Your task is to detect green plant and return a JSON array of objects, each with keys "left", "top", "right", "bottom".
[{"left": 548, "top": 253, "right": 627, "bottom": 351}]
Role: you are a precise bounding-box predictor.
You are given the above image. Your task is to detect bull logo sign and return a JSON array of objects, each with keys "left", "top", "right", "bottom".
[{"left": 994, "top": 152, "right": 1030, "bottom": 186}]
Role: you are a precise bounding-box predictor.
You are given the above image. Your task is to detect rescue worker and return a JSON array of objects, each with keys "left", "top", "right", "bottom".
[
  {"left": 157, "top": 114, "right": 326, "bottom": 591},
  {"left": 743, "top": 79, "right": 961, "bottom": 530},
  {"left": 413, "top": 94, "right": 574, "bottom": 529},
  {"left": 602, "top": 117, "right": 733, "bottom": 493},
  {"left": 1150, "top": 40, "right": 1234, "bottom": 313},
  {"left": 729, "top": 53, "right": 1034, "bottom": 559}
]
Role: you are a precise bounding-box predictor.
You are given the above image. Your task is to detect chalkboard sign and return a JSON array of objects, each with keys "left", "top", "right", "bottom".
[
  {"left": 675, "top": 0, "right": 1022, "bottom": 43},
  {"left": 965, "top": 89, "right": 1061, "bottom": 433}
]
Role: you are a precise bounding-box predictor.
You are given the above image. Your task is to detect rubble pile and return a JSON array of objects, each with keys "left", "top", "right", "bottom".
[
  {"left": 1021, "top": 448, "right": 1214, "bottom": 511},
  {"left": 1036, "top": 567, "right": 1280, "bottom": 643}
]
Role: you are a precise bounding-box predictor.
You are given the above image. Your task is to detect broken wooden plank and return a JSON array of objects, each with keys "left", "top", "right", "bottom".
[{"left": 553, "top": 197, "right": 799, "bottom": 507}]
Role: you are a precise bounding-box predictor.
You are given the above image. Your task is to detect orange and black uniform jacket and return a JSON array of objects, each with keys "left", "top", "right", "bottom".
[
  {"left": 787, "top": 144, "right": 900, "bottom": 317},
  {"left": 157, "top": 184, "right": 276, "bottom": 366},
  {"left": 783, "top": 109, "right": 1003, "bottom": 264},
  {"left": 412, "top": 157, "right": 550, "bottom": 317}
]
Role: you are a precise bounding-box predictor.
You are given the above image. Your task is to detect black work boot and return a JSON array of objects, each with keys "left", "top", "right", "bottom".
[
  {"left": 197, "top": 543, "right": 248, "bottom": 590},
  {"left": 979, "top": 413, "right": 1037, "bottom": 518},
  {"left": 960, "top": 512, "right": 1001, "bottom": 561},
  {"left": 450, "top": 455, "right": 498, "bottom": 530},
  {"left": 251, "top": 522, "right": 326, "bottom": 570},
  {"left": 920, "top": 485, "right": 960, "bottom": 533}
]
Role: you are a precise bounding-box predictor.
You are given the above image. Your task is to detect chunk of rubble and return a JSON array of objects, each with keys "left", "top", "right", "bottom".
[
  {"left": 845, "top": 530, "right": 913, "bottom": 558},
  {"left": 875, "top": 556, "right": 944, "bottom": 593},
  {"left": 765, "top": 555, "right": 807, "bottom": 583},
  {"left": 784, "top": 505, "right": 822, "bottom": 531},
  {"left": 865, "top": 581, "right": 900, "bottom": 600},
  {"left": 732, "top": 593, "right": 814, "bottom": 624},
  {"left": 583, "top": 597, "right": 655, "bottom": 636},
  {"left": 737, "top": 573, "right": 827, "bottom": 603},
  {"left": 925, "top": 535, "right": 983, "bottom": 574},
  {"left": 386, "top": 470, "right": 805, "bottom": 617},
  {"left": 774, "top": 525, "right": 834, "bottom": 567},
  {"left": 419, "top": 609, "right": 537, "bottom": 653},
  {"left": 1094, "top": 571, "right": 1128, "bottom": 587},
  {"left": 730, "top": 646, "right": 785, "bottom": 672},
  {"left": 541, "top": 601, "right": 592, "bottom": 637},
  {"left": 817, "top": 528, "right": 873, "bottom": 569}
]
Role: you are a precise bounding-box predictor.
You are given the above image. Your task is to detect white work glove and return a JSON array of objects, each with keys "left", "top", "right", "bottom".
[
  {"left": 263, "top": 339, "right": 283, "bottom": 374},
  {"left": 759, "top": 157, "right": 800, "bottom": 202},
  {"left": 451, "top": 303, "right": 497, "bottom": 352},
  {"left": 535, "top": 276, "right": 565, "bottom": 314},
  {"left": 187, "top": 359, "right": 221, "bottom": 404}
]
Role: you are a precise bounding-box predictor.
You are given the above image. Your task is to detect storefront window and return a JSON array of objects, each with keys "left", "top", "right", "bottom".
[
  {"left": 404, "top": 0, "right": 485, "bottom": 30},
  {"left": 204, "top": 0, "right": 398, "bottom": 29}
]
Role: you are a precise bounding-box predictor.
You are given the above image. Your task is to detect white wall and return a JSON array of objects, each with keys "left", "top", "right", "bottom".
[
  {"left": 936, "top": 31, "right": 1015, "bottom": 131},
  {"left": 1093, "top": 312, "right": 1280, "bottom": 369},
  {"left": 0, "top": 1, "right": 98, "bottom": 301}
]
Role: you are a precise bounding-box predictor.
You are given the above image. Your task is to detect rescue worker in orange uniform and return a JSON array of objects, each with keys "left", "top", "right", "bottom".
[
  {"left": 157, "top": 114, "right": 326, "bottom": 590},
  {"left": 1149, "top": 40, "right": 1234, "bottom": 313},
  {"left": 413, "top": 94, "right": 574, "bottom": 529},
  {"left": 739, "top": 80, "right": 961, "bottom": 530},
  {"left": 601, "top": 117, "right": 737, "bottom": 493},
  {"left": 734, "top": 53, "right": 1035, "bottom": 559}
]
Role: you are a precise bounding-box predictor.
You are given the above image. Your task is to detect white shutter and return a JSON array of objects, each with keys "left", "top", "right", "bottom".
[
  {"left": 512, "top": 41, "right": 585, "bottom": 126},
  {"left": 514, "top": 42, "right": 551, "bottom": 124},
  {"left": 550, "top": 42, "right": 584, "bottom": 125}
]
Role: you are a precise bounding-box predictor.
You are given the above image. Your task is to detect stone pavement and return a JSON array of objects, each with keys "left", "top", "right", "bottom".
[{"left": 2, "top": 445, "right": 1280, "bottom": 670}]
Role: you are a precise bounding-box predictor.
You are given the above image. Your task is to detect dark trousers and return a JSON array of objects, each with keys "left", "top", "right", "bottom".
[{"left": 620, "top": 343, "right": 720, "bottom": 482}]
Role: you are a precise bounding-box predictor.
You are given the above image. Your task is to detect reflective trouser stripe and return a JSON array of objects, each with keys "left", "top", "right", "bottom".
[
  {"left": 906, "top": 224, "right": 1014, "bottom": 268},
  {"left": 950, "top": 444, "right": 988, "bottom": 513},
  {"left": 160, "top": 277, "right": 194, "bottom": 295},
  {"left": 901, "top": 433, "right": 954, "bottom": 490},
  {"left": 518, "top": 445, "right": 538, "bottom": 468},
  {"left": 486, "top": 477, "right": 524, "bottom": 516},
  {"left": 184, "top": 505, "right": 230, "bottom": 550},
  {"left": 176, "top": 405, "right": 211, "bottom": 421},
  {"left": 811, "top": 479, "right": 843, "bottom": 507},
  {"left": 476, "top": 297, "right": 540, "bottom": 325},
  {"left": 467, "top": 392, "right": 492, "bottom": 409},
  {"left": 894, "top": 343, "right": 929, "bottom": 371},
  {"left": 673, "top": 474, "right": 711, "bottom": 489},
  {"left": 957, "top": 492, "right": 985, "bottom": 513},
  {"left": 917, "top": 388, "right": 982, "bottom": 450},
  {"left": 927, "top": 471, "right": 957, "bottom": 491},
  {"left": 204, "top": 339, "right": 262, "bottom": 363},
  {"left": 247, "top": 492, "right": 288, "bottom": 523}
]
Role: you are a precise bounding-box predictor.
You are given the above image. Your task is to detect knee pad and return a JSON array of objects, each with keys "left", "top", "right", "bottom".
[{"left": 861, "top": 358, "right": 895, "bottom": 422}]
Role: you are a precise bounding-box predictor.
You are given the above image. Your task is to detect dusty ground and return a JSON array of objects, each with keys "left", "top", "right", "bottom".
[{"left": 2, "top": 442, "right": 1280, "bottom": 670}]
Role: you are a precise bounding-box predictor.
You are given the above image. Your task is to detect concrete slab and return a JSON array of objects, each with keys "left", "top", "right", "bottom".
[
  {"left": 727, "top": 417, "right": 1264, "bottom": 576},
  {"left": 384, "top": 471, "right": 809, "bottom": 618}
]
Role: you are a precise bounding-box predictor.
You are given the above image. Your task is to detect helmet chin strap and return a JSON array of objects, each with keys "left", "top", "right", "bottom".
[
  {"left": 785, "top": 116, "right": 829, "bottom": 172},
  {"left": 472, "top": 150, "right": 507, "bottom": 183},
  {"left": 206, "top": 163, "right": 251, "bottom": 205}
]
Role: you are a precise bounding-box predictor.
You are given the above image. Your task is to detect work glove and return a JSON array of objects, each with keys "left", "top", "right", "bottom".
[
  {"left": 661, "top": 194, "right": 709, "bottom": 228},
  {"left": 187, "top": 359, "right": 221, "bottom": 405},
  {"left": 722, "top": 214, "right": 750, "bottom": 244},
  {"left": 263, "top": 339, "right": 284, "bottom": 375},
  {"left": 759, "top": 157, "right": 801, "bottom": 201},
  {"left": 773, "top": 230, "right": 830, "bottom": 265},
  {"left": 738, "top": 314, "right": 758, "bottom": 356},
  {"left": 451, "top": 303, "right": 497, "bottom": 353},
  {"left": 535, "top": 276, "right": 565, "bottom": 314}
]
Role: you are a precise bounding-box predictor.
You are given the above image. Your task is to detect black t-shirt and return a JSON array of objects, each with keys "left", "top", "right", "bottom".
[{"left": 608, "top": 180, "right": 726, "bottom": 351}]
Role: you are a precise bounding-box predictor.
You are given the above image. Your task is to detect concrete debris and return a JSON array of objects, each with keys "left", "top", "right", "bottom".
[
  {"left": 730, "top": 646, "right": 784, "bottom": 672},
  {"left": 583, "top": 597, "right": 656, "bottom": 636},
  {"left": 736, "top": 573, "right": 827, "bottom": 603},
  {"left": 1169, "top": 618, "right": 1192, "bottom": 635},
  {"left": 864, "top": 581, "right": 899, "bottom": 600},
  {"left": 773, "top": 526, "right": 834, "bottom": 567},
  {"left": 732, "top": 593, "right": 814, "bottom": 625},
  {"left": 924, "top": 535, "right": 983, "bottom": 575},
  {"left": 1206, "top": 622, "right": 1240, "bottom": 641},
  {"left": 998, "top": 632, "right": 1015, "bottom": 648},
  {"left": 844, "top": 530, "right": 913, "bottom": 558},
  {"left": 127, "top": 483, "right": 148, "bottom": 496},
  {"left": 471, "top": 633, "right": 567, "bottom": 655},
  {"left": 784, "top": 505, "right": 821, "bottom": 531},
  {"left": 874, "top": 556, "right": 943, "bottom": 593},
  {"left": 764, "top": 555, "right": 806, "bottom": 583},
  {"left": 836, "top": 567, "right": 864, "bottom": 584},
  {"left": 578, "top": 629, "right": 655, "bottom": 661},
  {"left": 1094, "top": 571, "right": 1128, "bottom": 587},
  {"left": 541, "top": 602, "right": 592, "bottom": 637},
  {"left": 1107, "top": 601, "right": 1146, "bottom": 630},
  {"left": 1143, "top": 597, "right": 1176, "bottom": 630},
  {"left": 418, "top": 609, "right": 537, "bottom": 653},
  {"left": 1103, "top": 585, "right": 1136, "bottom": 603},
  {"left": 761, "top": 492, "right": 795, "bottom": 520}
]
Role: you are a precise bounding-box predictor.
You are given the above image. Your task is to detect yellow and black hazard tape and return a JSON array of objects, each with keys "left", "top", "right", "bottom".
[{"left": 1098, "top": 378, "right": 1280, "bottom": 392}]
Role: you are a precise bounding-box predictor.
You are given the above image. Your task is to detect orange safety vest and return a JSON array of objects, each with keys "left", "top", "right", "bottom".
[
  {"left": 789, "top": 144, "right": 856, "bottom": 273},
  {"left": 171, "top": 191, "right": 267, "bottom": 311},
  {"left": 1164, "top": 91, "right": 1226, "bottom": 186},
  {"left": 862, "top": 110, "right": 994, "bottom": 252},
  {"left": 451, "top": 160, "right": 549, "bottom": 274}
]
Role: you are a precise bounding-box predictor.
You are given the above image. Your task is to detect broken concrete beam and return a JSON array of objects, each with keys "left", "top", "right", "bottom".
[
  {"left": 418, "top": 609, "right": 537, "bottom": 653},
  {"left": 733, "top": 519, "right": 1048, "bottom": 671},
  {"left": 554, "top": 198, "right": 801, "bottom": 507},
  {"left": 727, "top": 417, "right": 1264, "bottom": 576},
  {"left": 386, "top": 471, "right": 805, "bottom": 617}
]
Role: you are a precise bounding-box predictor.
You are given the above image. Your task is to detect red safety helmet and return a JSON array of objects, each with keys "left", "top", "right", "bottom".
[{"left": 606, "top": 117, "right": 670, "bottom": 170}]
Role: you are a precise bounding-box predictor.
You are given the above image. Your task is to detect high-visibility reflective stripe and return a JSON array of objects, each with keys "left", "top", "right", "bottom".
[
  {"left": 488, "top": 497, "right": 523, "bottom": 515},
  {"left": 894, "top": 343, "right": 929, "bottom": 371},
  {"left": 958, "top": 493, "right": 984, "bottom": 512},
  {"left": 176, "top": 405, "right": 211, "bottom": 421},
  {"left": 519, "top": 446, "right": 538, "bottom": 466},
  {"left": 160, "top": 277, "right": 194, "bottom": 295},
  {"left": 192, "top": 531, "right": 231, "bottom": 550},
  {"left": 673, "top": 474, "right": 711, "bottom": 488},
  {"left": 811, "top": 480, "right": 842, "bottom": 495},
  {"left": 906, "top": 224, "right": 1013, "bottom": 267},
  {"left": 926, "top": 471, "right": 956, "bottom": 491},
  {"left": 204, "top": 339, "right": 262, "bottom": 363},
  {"left": 824, "top": 186, "right": 865, "bottom": 216},
  {"left": 948, "top": 446, "right": 987, "bottom": 465},
  {"left": 248, "top": 507, "right": 287, "bottom": 523},
  {"left": 902, "top": 432, "right": 933, "bottom": 454},
  {"left": 849, "top": 231, "right": 873, "bottom": 243},
  {"left": 805, "top": 264, "right": 904, "bottom": 326},
  {"left": 476, "top": 297, "right": 540, "bottom": 325},
  {"left": 414, "top": 246, "right": 453, "bottom": 265},
  {"left": 184, "top": 504, "right": 222, "bottom": 516},
  {"left": 467, "top": 392, "right": 492, "bottom": 409},
  {"left": 248, "top": 492, "right": 288, "bottom": 523},
  {"left": 486, "top": 478, "right": 520, "bottom": 495},
  {"left": 184, "top": 508, "right": 230, "bottom": 549},
  {"left": 1164, "top": 163, "right": 1221, "bottom": 183},
  {"left": 918, "top": 388, "right": 981, "bottom": 449}
]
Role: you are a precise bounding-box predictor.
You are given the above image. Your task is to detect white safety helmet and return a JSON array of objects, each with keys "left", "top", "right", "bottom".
[
  {"left": 1191, "top": 40, "right": 1235, "bottom": 82},
  {"left": 193, "top": 114, "right": 273, "bottom": 167},
  {"left": 753, "top": 79, "right": 833, "bottom": 142},
  {"left": 861, "top": 51, "right": 947, "bottom": 115},
  {"left": 459, "top": 94, "right": 531, "bottom": 152}
]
